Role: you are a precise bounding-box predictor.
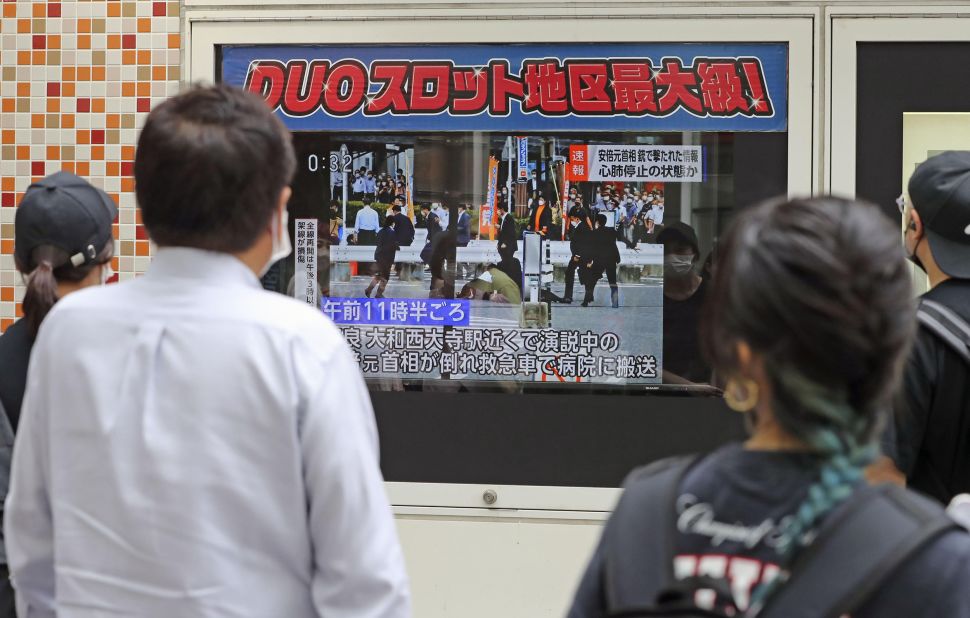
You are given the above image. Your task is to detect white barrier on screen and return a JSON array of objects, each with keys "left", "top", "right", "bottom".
[{"left": 330, "top": 239, "right": 663, "bottom": 267}]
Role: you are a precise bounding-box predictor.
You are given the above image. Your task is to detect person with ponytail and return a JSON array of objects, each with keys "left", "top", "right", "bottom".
[
  {"left": 0, "top": 171, "right": 115, "bottom": 617},
  {"left": 569, "top": 197, "right": 970, "bottom": 618}
]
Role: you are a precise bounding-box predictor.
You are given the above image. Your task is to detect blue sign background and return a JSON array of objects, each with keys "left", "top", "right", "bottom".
[{"left": 221, "top": 43, "right": 788, "bottom": 132}]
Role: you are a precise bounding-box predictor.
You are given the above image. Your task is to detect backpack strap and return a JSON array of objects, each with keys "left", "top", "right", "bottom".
[
  {"left": 604, "top": 455, "right": 701, "bottom": 615},
  {"left": 917, "top": 299, "right": 970, "bottom": 365},
  {"left": 759, "top": 484, "right": 962, "bottom": 618}
]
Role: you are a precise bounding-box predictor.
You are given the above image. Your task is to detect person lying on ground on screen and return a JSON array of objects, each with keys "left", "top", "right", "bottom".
[{"left": 459, "top": 265, "right": 521, "bottom": 304}]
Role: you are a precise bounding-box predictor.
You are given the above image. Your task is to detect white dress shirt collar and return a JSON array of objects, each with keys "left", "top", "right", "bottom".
[{"left": 148, "top": 246, "right": 262, "bottom": 289}]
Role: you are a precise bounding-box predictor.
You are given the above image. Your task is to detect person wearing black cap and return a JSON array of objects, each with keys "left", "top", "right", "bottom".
[
  {"left": 0, "top": 171, "right": 115, "bottom": 617},
  {"left": 0, "top": 171, "right": 117, "bottom": 426},
  {"left": 885, "top": 150, "right": 970, "bottom": 503},
  {"left": 658, "top": 221, "right": 710, "bottom": 384}
]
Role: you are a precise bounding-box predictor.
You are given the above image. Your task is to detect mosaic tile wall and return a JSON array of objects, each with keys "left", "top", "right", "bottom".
[{"left": 0, "top": 0, "right": 182, "bottom": 333}]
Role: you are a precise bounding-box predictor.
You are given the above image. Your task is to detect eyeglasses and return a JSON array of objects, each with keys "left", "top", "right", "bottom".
[{"left": 896, "top": 194, "right": 906, "bottom": 215}]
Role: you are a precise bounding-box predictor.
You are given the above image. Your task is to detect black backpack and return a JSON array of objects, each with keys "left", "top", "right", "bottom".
[
  {"left": 917, "top": 299, "right": 970, "bottom": 365},
  {"left": 602, "top": 456, "right": 962, "bottom": 618}
]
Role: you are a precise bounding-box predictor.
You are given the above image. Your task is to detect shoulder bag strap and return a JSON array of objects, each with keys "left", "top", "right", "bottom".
[
  {"left": 759, "top": 484, "right": 960, "bottom": 618},
  {"left": 917, "top": 299, "right": 970, "bottom": 365},
  {"left": 605, "top": 455, "right": 701, "bottom": 614}
]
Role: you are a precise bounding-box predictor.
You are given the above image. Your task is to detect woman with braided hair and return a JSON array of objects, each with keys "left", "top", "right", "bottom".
[{"left": 569, "top": 197, "right": 970, "bottom": 618}]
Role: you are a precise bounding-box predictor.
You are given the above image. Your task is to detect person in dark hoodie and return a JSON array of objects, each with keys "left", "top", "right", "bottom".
[
  {"left": 365, "top": 216, "right": 399, "bottom": 298},
  {"left": 582, "top": 213, "right": 622, "bottom": 308}
]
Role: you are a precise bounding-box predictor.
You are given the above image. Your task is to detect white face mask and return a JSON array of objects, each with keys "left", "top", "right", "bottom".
[
  {"left": 664, "top": 254, "right": 694, "bottom": 276},
  {"left": 101, "top": 263, "right": 115, "bottom": 286},
  {"left": 260, "top": 210, "right": 291, "bottom": 277},
  {"left": 570, "top": 220, "right": 579, "bottom": 228}
]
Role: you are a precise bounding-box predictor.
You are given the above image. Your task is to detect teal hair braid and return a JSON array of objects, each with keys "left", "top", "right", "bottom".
[{"left": 745, "top": 369, "right": 878, "bottom": 616}]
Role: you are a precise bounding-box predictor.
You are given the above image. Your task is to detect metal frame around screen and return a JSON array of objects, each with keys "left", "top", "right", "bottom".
[{"left": 184, "top": 3, "right": 819, "bottom": 512}]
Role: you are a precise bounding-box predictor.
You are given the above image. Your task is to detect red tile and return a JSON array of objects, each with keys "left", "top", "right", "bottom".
[
  {"left": 135, "top": 225, "right": 148, "bottom": 241},
  {"left": 32, "top": 35, "right": 45, "bottom": 49},
  {"left": 153, "top": 1, "right": 166, "bottom": 15},
  {"left": 122, "top": 34, "right": 136, "bottom": 49},
  {"left": 47, "top": 82, "right": 60, "bottom": 97},
  {"left": 136, "top": 98, "right": 150, "bottom": 112},
  {"left": 48, "top": 3, "right": 61, "bottom": 17},
  {"left": 91, "top": 129, "right": 105, "bottom": 145},
  {"left": 1, "top": 193, "right": 13, "bottom": 208},
  {"left": 31, "top": 161, "right": 45, "bottom": 176},
  {"left": 121, "top": 161, "right": 134, "bottom": 176},
  {"left": 76, "top": 98, "right": 90, "bottom": 113}
]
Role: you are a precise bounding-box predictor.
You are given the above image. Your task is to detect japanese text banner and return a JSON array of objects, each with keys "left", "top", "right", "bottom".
[
  {"left": 220, "top": 43, "right": 788, "bottom": 132},
  {"left": 568, "top": 145, "right": 703, "bottom": 182}
]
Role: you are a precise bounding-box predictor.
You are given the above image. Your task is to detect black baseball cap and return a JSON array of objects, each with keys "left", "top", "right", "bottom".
[
  {"left": 657, "top": 221, "right": 699, "bottom": 255},
  {"left": 15, "top": 171, "right": 117, "bottom": 269},
  {"left": 908, "top": 151, "right": 970, "bottom": 279}
]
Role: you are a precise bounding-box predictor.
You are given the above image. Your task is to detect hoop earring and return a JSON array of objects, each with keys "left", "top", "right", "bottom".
[{"left": 724, "top": 378, "right": 759, "bottom": 413}]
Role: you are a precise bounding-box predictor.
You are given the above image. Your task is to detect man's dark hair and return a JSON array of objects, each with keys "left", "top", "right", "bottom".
[
  {"left": 496, "top": 203, "right": 508, "bottom": 212},
  {"left": 392, "top": 205, "right": 402, "bottom": 213},
  {"left": 382, "top": 216, "right": 395, "bottom": 228},
  {"left": 595, "top": 213, "right": 608, "bottom": 227},
  {"left": 134, "top": 84, "right": 296, "bottom": 252}
]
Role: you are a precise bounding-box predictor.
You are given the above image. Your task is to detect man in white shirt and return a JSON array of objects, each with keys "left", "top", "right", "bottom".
[
  {"left": 5, "top": 84, "right": 410, "bottom": 618},
  {"left": 355, "top": 197, "right": 381, "bottom": 245}
]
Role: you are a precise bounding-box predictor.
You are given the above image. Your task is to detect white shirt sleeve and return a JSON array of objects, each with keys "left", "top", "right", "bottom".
[
  {"left": 300, "top": 342, "right": 411, "bottom": 618},
  {"left": 4, "top": 346, "right": 56, "bottom": 618}
]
